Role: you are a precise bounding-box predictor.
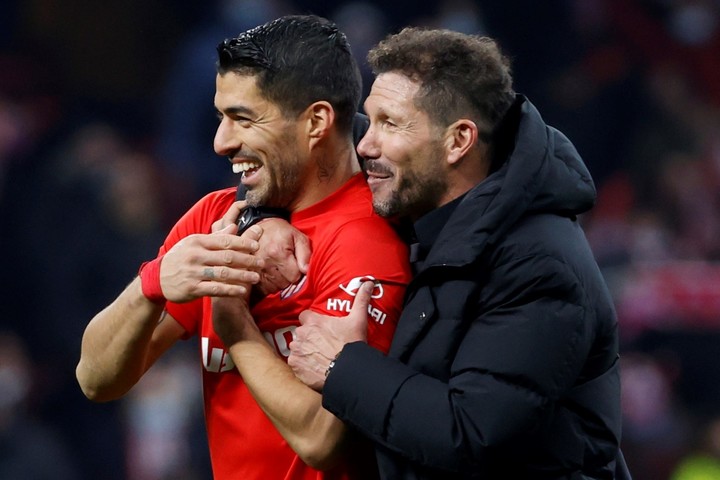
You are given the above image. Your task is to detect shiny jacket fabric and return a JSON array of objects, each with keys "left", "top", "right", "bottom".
[{"left": 323, "top": 96, "right": 622, "bottom": 479}]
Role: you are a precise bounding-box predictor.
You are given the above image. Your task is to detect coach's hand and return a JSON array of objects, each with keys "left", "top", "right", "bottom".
[{"left": 288, "top": 281, "right": 372, "bottom": 391}]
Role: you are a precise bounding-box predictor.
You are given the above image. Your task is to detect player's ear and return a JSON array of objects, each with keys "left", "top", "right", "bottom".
[{"left": 306, "top": 101, "right": 334, "bottom": 147}]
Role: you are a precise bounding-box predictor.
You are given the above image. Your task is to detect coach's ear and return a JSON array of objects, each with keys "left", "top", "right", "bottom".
[{"left": 445, "top": 119, "right": 478, "bottom": 166}]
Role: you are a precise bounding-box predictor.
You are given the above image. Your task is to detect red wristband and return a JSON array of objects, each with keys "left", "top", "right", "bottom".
[{"left": 138, "top": 256, "right": 166, "bottom": 305}]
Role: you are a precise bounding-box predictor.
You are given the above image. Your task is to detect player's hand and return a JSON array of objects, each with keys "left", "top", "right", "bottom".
[
  {"left": 249, "top": 218, "right": 311, "bottom": 296},
  {"left": 159, "top": 224, "right": 264, "bottom": 303},
  {"left": 212, "top": 201, "right": 312, "bottom": 296},
  {"left": 211, "top": 294, "right": 259, "bottom": 347},
  {"left": 288, "top": 281, "right": 372, "bottom": 391},
  {"left": 211, "top": 200, "right": 247, "bottom": 232}
]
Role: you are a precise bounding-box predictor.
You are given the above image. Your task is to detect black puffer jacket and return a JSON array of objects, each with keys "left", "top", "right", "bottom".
[{"left": 323, "top": 96, "right": 622, "bottom": 479}]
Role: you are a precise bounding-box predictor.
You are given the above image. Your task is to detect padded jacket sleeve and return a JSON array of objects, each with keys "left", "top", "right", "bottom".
[{"left": 322, "top": 250, "right": 600, "bottom": 473}]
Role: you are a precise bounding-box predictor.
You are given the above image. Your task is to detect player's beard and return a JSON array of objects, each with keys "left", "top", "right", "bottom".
[{"left": 245, "top": 129, "right": 305, "bottom": 209}]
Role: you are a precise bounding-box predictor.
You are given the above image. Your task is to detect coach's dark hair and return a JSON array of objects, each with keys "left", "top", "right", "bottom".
[
  {"left": 368, "top": 28, "right": 515, "bottom": 140},
  {"left": 217, "top": 15, "right": 362, "bottom": 134}
]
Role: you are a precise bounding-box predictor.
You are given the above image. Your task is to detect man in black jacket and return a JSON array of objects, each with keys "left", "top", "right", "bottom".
[{"left": 288, "top": 27, "right": 628, "bottom": 479}]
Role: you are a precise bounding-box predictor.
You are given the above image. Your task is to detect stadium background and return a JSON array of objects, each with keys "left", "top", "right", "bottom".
[{"left": 1, "top": 0, "right": 720, "bottom": 478}]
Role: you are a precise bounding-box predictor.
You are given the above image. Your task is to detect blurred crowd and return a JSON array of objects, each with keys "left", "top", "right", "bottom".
[{"left": 1, "top": 0, "right": 720, "bottom": 479}]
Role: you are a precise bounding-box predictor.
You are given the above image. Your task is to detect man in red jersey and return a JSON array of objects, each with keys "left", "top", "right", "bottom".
[{"left": 76, "top": 15, "right": 411, "bottom": 480}]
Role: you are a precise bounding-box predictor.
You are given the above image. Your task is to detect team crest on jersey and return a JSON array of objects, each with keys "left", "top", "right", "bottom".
[
  {"left": 339, "top": 275, "right": 384, "bottom": 299},
  {"left": 280, "top": 274, "right": 308, "bottom": 300}
]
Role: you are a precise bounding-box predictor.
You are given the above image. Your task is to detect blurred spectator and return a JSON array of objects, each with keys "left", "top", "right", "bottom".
[
  {"left": 583, "top": 172, "right": 639, "bottom": 269},
  {"left": 1, "top": 121, "right": 173, "bottom": 480},
  {"left": 656, "top": 151, "right": 720, "bottom": 260},
  {"left": 604, "top": 0, "right": 720, "bottom": 108},
  {"left": 620, "top": 351, "right": 693, "bottom": 480},
  {"left": 16, "top": 122, "right": 167, "bottom": 352},
  {"left": 124, "top": 348, "right": 207, "bottom": 480},
  {"left": 0, "top": 331, "right": 80, "bottom": 480}
]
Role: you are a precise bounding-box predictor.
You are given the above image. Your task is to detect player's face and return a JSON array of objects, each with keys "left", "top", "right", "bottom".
[
  {"left": 358, "top": 72, "right": 449, "bottom": 219},
  {"left": 214, "top": 72, "right": 306, "bottom": 208}
]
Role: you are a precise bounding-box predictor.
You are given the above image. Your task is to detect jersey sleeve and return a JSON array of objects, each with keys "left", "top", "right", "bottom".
[
  {"left": 157, "top": 188, "right": 237, "bottom": 337},
  {"left": 308, "top": 217, "right": 411, "bottom": 354}
]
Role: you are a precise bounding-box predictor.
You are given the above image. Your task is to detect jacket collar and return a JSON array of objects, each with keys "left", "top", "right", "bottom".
[{"left": 413, "top": 95, "right": 595, "bottom": 275}]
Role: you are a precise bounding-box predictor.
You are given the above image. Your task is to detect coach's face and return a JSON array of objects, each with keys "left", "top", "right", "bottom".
[
  {"left": 358, "top": 72, "right": 449, "bottom": 220},
  {"left": 213, "top": 72, "right": 306, "bottom": 209}
]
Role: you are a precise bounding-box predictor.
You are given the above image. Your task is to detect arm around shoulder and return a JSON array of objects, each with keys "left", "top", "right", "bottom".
[{"left": 321, "top": 254, "right": 600, "bottom": 473}]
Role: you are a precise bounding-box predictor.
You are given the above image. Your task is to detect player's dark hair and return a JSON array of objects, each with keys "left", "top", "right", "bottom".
[{"left": 217, "top": 15, "right": 362, "bottom": 134}]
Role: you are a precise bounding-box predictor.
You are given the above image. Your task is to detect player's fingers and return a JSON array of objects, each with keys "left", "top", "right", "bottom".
[
  {"left": 203, "top": 232, "right": 259, "bottom": 253},
  {"left": 221, "top": 201, "right": 247, "bottom": 228},
  {"left": 200, "top": 265, "right": 261, "bottom": 284},
  {"left": 212, "top": 223, "right": 238, "bottom": 235},
  {"left": 292, "top": 231, "right": 312, "bottom": 273},
  {"left": 239, "top": 224, "right": 263, "bottom": 243},
  {"left": 194, "top": 281, "right": 250, "bottom": 299}
]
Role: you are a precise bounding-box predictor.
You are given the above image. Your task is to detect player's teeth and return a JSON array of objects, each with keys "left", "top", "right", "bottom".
[{"left": 232, "top": 162, "right": 260, "bottom": 174}]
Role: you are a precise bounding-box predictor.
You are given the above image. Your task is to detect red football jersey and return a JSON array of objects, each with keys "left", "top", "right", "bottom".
[{"left": 163, "top": 173, "right": 411, "bottom": 480}]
